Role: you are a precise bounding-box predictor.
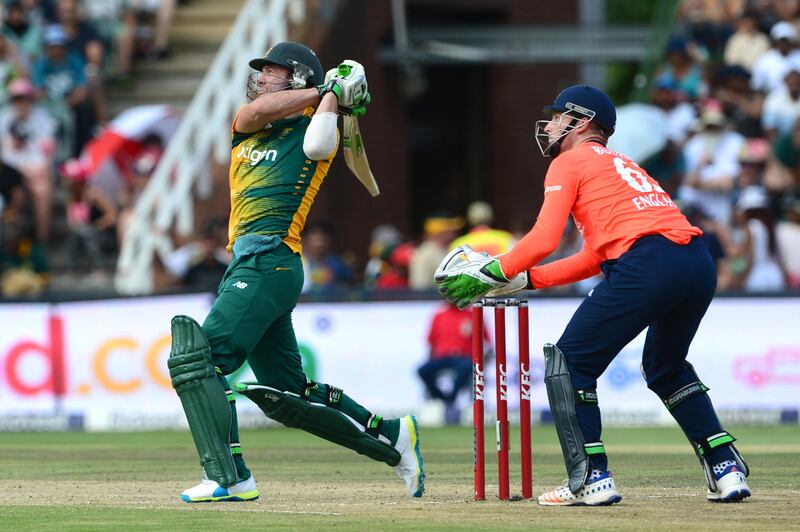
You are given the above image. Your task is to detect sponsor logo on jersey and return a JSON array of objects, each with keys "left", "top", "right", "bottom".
[
  {"left": 236, "top": 144, "right": 278, "bottom": 166},
  {"left": 544, "top": 184, "right": 562, "bottom": 194}
]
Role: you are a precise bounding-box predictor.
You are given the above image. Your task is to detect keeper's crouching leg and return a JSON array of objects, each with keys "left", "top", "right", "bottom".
[{"left": 647, "top": 363, "right": 750, "bottom": 501}]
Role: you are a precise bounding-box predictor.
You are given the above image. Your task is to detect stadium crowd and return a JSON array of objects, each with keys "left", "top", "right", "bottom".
[
  {"left": 637, "top": 0, "right": 800, "bottom": 293},
  {"left": 2, "top": 0, "right": 800, "bottom": 299},
  {"left": 0, "top": 0, "right": 179, "bottom": 297},
  {"left": 339, "top": 0, "right": 800, "bottom": 296}
]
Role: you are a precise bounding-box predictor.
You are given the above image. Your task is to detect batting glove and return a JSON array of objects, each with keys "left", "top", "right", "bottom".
[{"left": 320, "top": 60, "right": 369, "bottom": 108}]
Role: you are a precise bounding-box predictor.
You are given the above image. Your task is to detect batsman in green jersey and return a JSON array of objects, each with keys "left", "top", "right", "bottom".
[{"left": 167, "top": 41, "right": 424, "bottom": 502}]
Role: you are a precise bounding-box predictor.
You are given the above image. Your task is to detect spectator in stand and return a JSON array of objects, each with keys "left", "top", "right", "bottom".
[
  {"left": 115, "top": 132, "right": 165, "bottom": 245},
  {"left": 417, "top": 302, "right": 484, "bottom": 425},
  {"left": 777, "top": 196, "right": 800, "bottom": 288},
  {"left": 643, "top": 77, "right": 694, "bottom": 197},
  {"left": 32, "top": 24, "right": 87, "bottom": 160},
  {"left": 0, "top": 152, "right": 25, "bottom": 214},
  {"left": 131, "top": 0, "right": 178, "bottom": 61},
  {"left": 449, "top": 201, "right": 514, "bottom": 256},
  {"left": 762, "top": 69, "right": 800, "bottom": 139},
  {"left": 0, "top": 193, "right": 48, "bottom": 298},
  {"left": 643, "top": 140, "right": 686, "bottom": 199},
  {"left": 21, "top": 0, "right": 48, "bottom": 27},
  {"left": 724, "top": 9, "right": 771, "bottom": 71},
  {"left": 763, "top": 0, "right": 800, "bottom": 29},
  {"left": 711, "top": 65, "right": 764, "bottom": 138},
  {"left": 62, "top": 159, "right": 117, "bottom": 276},
  {"left": 0, "top": 34, "right": 27, "bottom": 103},
  {"left": 364, "top": 223, "right": 402, "bottom": 289},
  {"left": 736, "top": 137, "right": 770, "bottom": 190},
  {"left": 765, "top": 117, "right": 800, "bottom": 194},
  {"left": 374, "top": 241, "right": 415, "bottom": 290},
  {"left": 656, "top": 36, "right": 707, "bottom": 101},
  {"left": 301, "top": 224, "right": 355, "bottom": 292},
  {"left": 49, "top": 0, "right": 104, "bottom": 71},
  {"left": 2, "top": 1, "right": 42, "bottom": 68},
  {"left": 0, "top": 78, "right": 56, "bottom": 241},
  {"left": 731, "top": 185, "right": 787, "bottom": 291},
  {"left": 680, "top": 99, "right": 745, "bottom": 224},
  {"left": 162, "top": 218, "right": 232, "bottom": 291},
  {"left": 677, "top": 0, "right": 738, "bottom": 62},
  {"left": 81, "top": 0, "right": 137, "bottom": 83},
  {"left": 52, "top": 0, "right": 106, "bottom": 131},
  {"left": 651, "top": 75, "right": 697, "bottom": 146},
  {"left": 750, "top": 21, "right": 800, "bottom": 94},
  {"left": 409, "top": 212, "right": 463, "bottom": 290}
]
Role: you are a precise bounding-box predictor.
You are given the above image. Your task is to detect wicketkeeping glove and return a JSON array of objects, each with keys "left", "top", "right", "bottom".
[{"left": 434, "top": 245, "right": 528, "bottom": 309}]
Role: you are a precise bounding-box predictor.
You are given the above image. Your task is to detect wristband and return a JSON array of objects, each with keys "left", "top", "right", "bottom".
[{"left": 317, "top": 80, "right": 342, "bottom": 101}]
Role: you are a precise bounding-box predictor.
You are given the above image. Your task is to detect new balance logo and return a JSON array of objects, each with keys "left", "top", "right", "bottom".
[{"left": 233, "top": 281, "right": 248, "bottom": 289}]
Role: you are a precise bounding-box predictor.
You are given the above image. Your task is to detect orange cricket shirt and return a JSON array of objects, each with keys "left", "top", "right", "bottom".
[{"left": 499, "top": 142, "right": 702, "bottom": 289}]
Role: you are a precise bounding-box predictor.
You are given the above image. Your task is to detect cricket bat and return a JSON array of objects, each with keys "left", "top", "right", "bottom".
[{"left": 342, "top": 115, "right": 380, "bottom": 197}]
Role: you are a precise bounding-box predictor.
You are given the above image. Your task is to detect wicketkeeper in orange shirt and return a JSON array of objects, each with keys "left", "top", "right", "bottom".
[{"left": 435, "top": 85, "right": 751, "bottom": 506}]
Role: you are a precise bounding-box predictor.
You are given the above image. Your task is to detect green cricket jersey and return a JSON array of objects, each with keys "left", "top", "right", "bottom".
[{"left": 227, "top": 107, "right": 337, "bottom": 254}]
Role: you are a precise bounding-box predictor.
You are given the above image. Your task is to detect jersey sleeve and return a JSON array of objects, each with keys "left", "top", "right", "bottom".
[
  {"left": 528, "top": 246, "right": 602, "bottom": 289},
  {"left": 231, "top": 107, "right": 245, "bottom": 134},
  {"left": 499, "top": 155, "right": 579, "bottom": 276}
]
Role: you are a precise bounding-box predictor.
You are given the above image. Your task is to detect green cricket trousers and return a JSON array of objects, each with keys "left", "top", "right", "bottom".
[{"left": 203, "top": 243, "right": 306, "bottom": 393}]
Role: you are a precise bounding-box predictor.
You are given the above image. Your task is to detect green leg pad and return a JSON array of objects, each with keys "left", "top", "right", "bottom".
[
  {"left": 237, "top": 383, "right": 401, "bottom": 466},
  {"left": 544, "top": 343, "right": 589, "bottom": 494},
  {"left": 167, "top": 315, "right": 237, "bottom": 488}
]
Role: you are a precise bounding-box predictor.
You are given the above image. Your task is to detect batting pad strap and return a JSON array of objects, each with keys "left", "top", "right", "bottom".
[
  {"left": 584, "top": 441, "right": 606, "bottom": 456},
  {"left": 305, "top": 382, "right": 343, "bottom": 409},
  {"left": 696, "top": 431, "right": 736, "bottom": 456},
  {"left": 663, "top": 381, "right": 709, "bottom": 411},
  {"left": 327, "top": 386, "right": 343, "bottom": 409},
  {"left": 365, "top": 414, "right": 383, "bottom": 438},
  {"left": 575, "top": 388, "right": 598, "bottom": 405}
]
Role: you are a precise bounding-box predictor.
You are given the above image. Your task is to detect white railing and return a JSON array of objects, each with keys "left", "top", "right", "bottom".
[{"left": 114, "top": 0, "right": 305, "bottom": 294}]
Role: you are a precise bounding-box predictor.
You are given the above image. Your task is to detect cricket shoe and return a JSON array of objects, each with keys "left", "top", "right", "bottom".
[
  {"left": 180, "top": 472, "right": 259, "bottom": 503},
  {"left": 708, "top": 462, "right": 751, "bottom": 503},
  {"left": 393, "top": 415, "right": 425, "bottom": 497},
  {"left": 538, "top": 471, "right": 622, "bottom": 506}
]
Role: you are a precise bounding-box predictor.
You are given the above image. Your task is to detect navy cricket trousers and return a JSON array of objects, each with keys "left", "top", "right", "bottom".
[{"left": 556, "top": 235, "right": 729, "bottom": 469}]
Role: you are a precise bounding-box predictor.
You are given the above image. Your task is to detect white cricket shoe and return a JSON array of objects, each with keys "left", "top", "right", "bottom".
[
  {"left": 708, "top": 463, "right": 751, "bottom": 502},
  {"left": 180, "top": 472, "right": 259, "bottom": 503},
  {"left": 392, "top": 415, "right": 425, "bottom": 497},
  {"left": 538, "top": 471, "right": 622, "bottom": 506}
]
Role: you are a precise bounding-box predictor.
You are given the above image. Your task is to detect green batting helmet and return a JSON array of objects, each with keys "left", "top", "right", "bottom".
[{"left": 248, "top": 41, "right": 323, "bottom": 88}]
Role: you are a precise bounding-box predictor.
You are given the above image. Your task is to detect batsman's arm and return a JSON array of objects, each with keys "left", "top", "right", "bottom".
[
  {"left": 235, "top": 87, "right": 322, "bottom": 133},
  {"left": 528, "top": 247, "right": 602, "bottom": 289},
  {"left": 303, "top": 92, "right": 338, "bottom": 160}
]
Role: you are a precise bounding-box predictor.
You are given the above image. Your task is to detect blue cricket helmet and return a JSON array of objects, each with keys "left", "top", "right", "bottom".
[{"left": 544, "top": 85, "right": 616, "bottom": 132}]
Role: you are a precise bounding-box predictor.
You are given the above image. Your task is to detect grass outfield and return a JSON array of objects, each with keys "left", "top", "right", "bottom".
[{"left": 0, "top": 425, "right": 798, "bottom": 531}]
